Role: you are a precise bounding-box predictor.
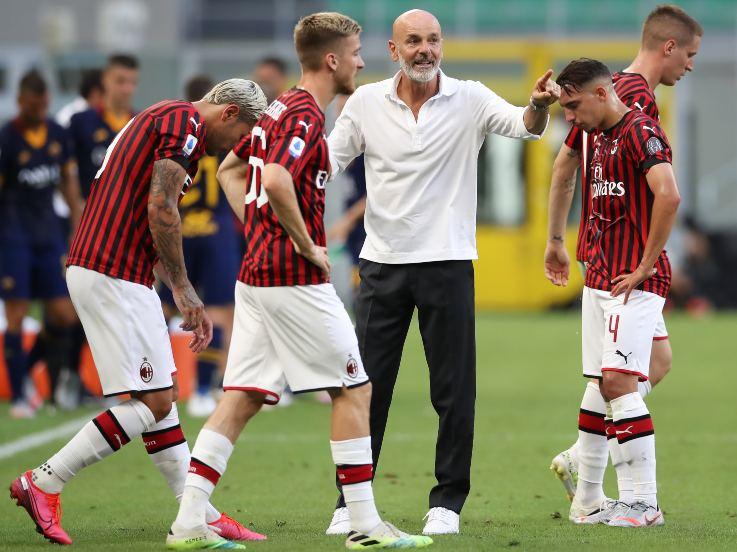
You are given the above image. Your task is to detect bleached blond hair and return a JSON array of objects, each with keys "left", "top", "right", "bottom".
[
  {"left": 202, "top": 78, "right": 267, "bottom": 123},
  {"left": 294, "top": 12, "right": 362, "bottom": 71}
]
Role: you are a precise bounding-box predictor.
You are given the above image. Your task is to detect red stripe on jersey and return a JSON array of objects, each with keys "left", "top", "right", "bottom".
[
  {"left": 67, "top": 100, "right": 205, "bottom": 287},
  {"left": 189, "top": 458, "right": 221, "bottom": 485},
  {"left": 614, "top": 414, "right": 654, "bottom": 444},
  {"left": 571, "top": 72, "right": 660, "bottom": 262},
  {"left": 92, "top": 409, "right": 131, "bottom": 451},
  {"left": 235, "top": 89, "right": 329, "bottom": 287},
  {"left": 142, "top": 424, "right": 187, "bottom": 454},
  {"left": 583, "top": 110, "right": 672, "bottom": 297},
  {"left": 336, "top": 464, "right": 374, "bottom": 485}
]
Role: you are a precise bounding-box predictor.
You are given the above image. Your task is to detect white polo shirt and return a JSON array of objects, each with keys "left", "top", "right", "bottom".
[{"left": 328, "top": 70, "right": 547, "bottom": 264}]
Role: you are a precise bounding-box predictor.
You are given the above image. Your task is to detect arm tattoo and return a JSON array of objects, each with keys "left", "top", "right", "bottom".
[{"left": 148, "top": 159, "right": 188, "bottom": 287}]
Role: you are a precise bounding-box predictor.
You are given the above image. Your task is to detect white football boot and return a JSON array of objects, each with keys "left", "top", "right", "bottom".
[
  {"left": 326, "top": 507, "right": 351, "bottom": 535},
  {"left": 422, "top": 507, "right": 459, "bottom": 535},
  {"left": 607, "top": 501, "right": 664, "bottom": 527},
  {"left": 550, "top": 442, "right": 579, "bottom": 502}
]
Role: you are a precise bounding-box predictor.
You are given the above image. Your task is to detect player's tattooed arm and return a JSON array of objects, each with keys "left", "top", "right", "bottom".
[
  {"left": 216, "top": 151, "right": 248, "bottom": 223},
  {"left": 544, "top": 144, "right": 579, "bottom": 286}
]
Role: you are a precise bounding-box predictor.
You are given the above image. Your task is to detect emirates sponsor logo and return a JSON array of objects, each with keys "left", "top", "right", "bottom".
[{"left": 592, "top": 180, "right": 625, "bottom": 198}]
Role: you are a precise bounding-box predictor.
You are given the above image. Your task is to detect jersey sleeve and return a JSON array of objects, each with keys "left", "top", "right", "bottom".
[
  {"left": 627, "top": 117, "right": 672, "bottom": 173},
  {"left": 265, "top": 109, "right": 322, "bottom": 178},
  {"left": 564, "top": 125, "right": 582, "bottom": 151},
  {"left": 154, "top": 105, "right": 201, "bottom": 169},
  {"left": 233, "top": 134, "right": 251, "bottom": 160}
]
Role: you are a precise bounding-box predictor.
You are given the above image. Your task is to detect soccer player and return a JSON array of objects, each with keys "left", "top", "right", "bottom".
[
  {"left": 556, "top": 57, "right": 681, "bottom": 527},
  {"left": 9, "top": 79, "right": 267, "bottom": 545},
  {"left": 0, "top": 70, "right": 84, "bottom": 418},
  {"left": 544, "top": 5, "right": 702, "bottom": 520},
  {"left": 68, "top": 53, "right": 139, "bottom": 199},
  {"left": 159, "top": 75, "right": 242, "bottom": 418},
  {"left": 56, "top": 69, "right": 104, "bottom": 128},
  {"left": 168, "top": 13, "right": 432, "bottom": 550},
  {"left": 326, "top": 9, "right": 557, "bottom": 536}
]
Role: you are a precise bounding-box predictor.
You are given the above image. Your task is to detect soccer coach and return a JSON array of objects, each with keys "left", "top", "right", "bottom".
[{"left": 326, "top": 9, "right": 560, "bottom": 535}]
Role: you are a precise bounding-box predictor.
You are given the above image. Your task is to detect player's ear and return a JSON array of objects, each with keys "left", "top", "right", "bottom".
[
  {"left": 326, "top": 52, "right": 339, "bottom": 72},
  {"left": 663, "top": 38, "right": 677, "bottom": 56},
  {"left": 222, "top": 104, "right": 239, "bottom": 122}
]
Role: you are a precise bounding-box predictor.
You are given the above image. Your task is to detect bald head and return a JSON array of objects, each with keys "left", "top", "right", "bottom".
[
  {"left": 389, "top": 9, "right": 443, "bottom": 83},
  {"left": 392, "top": 9, "right": 441, "bottom": 41}
]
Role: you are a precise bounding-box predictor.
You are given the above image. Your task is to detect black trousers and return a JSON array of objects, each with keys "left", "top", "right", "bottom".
[{"left": 337, "top": 259, "right": 476, "bottom": 514}]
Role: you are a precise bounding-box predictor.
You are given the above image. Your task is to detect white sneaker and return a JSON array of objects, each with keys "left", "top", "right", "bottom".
[
  {"left": 9, "top": 401, "right": 35, "bottom": 419},
  {"left": 166, "top": 525, "right": 245, "bottom": 549},
  {"left": 550, "top": 443, "right": 579, "bottom": 502},
  {"left": 326, "top": 507, "right": 351, "bottom": 535},
  {"left": 187, "top": 393, "right": 216, "bottom": 418},
  {"left": 570, "top": 497, "right": 616, "bottom": 524},
  {"left": 607, "top": 501, "right": 665, "bottom": 527},
  {"left": 422, "top": 507, "right": 459, "bottom": 535}
]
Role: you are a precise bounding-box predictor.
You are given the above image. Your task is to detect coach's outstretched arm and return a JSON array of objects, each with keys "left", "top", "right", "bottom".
[
  {"left": 261, "top": 163, "right": 331, "bottom": 278},
  {"left": 524, "top": 69, "right": 561, "bottom": 135},
  {"left": 217, "top": 150, "right": 248, "bottom": 223},
  {"left": 148, "top": 158, "right": 212, "bottom": 351},
  {"left": 611, "top": 162, "right": 680, "bottom": 303},
  {"left": 544, "top": 144, "right": 580, "bottom": 287}
]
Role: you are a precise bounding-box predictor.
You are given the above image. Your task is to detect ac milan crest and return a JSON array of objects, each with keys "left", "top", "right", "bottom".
[
  {"left": 346, "top": 355, "right": 359, "bottom": 378},
  {"left": 140, "top": 358, "right": 153, "bottom": 382}
]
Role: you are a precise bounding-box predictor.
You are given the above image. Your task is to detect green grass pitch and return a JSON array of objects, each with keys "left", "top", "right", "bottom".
[{"left": 1, "top": 311, "right": 736, "bottom": 550}]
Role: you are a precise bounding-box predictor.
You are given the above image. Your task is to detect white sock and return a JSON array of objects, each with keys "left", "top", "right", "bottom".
[
  {"left": 575, "top": 381, "right": 607, "bottom": 509},
  {"left": 611, "top": 392, "right": 657, "bottom": 508},
  {"left": 605, "top": 403, "right": 633, "bottom": 503},
  {"left": 142, "top": 404, "right": 221, "bottom": 523},
  {"left": 331, "top": 437, "right": 381, "bottom": 533},
  {"left": 173, "top": 428, "right": 233, "bottom": 532},
  {"left": 638, "top": 380, "right": 652, "bottom": 399},
  {"left": 33, "top": 399, "right": 155, "bottom": 494}
]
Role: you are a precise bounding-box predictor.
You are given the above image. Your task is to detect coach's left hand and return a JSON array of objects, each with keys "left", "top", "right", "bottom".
[
  {"left": 531, "top": 69, "right": 561, "bottom": 107},
  {"left": 610, "top": 265, "right": 656, "bottom": 304}
]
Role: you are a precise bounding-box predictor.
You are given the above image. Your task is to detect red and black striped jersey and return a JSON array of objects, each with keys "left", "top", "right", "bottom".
[
  {"left": 233, "top": 88, "right": 329, "bottom": 287},
  {"left": 67, "top": 100, "right": 206, "bottom": 287},
  {"left": 565, "top": 72, "right": 659, "bottom": 262},
  {"left": 584, "top": 109, "right": 672, "bottom": 297}
]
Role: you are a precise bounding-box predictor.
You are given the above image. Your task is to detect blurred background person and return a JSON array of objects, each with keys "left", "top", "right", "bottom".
[
  {"left": 55, "top": 69, "right": 104, "bottom": 128},
  {"left": 252, "top": 56, "right": 289, "bottom": 104},
  {"left": 0, "top": 70, "right": 84, "bottom": 417}
]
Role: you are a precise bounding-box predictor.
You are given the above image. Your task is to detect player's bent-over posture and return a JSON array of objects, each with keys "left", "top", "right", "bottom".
[
  {"left": 545, "top": 5, "right": 702, "bottom": 514},
  {"left": 168, "top": 12, "right": 432, "bottom": 550},
  {"left": 9, "top": 79, "right": 267, "bottom": 546},
  {"left": 555, "top": 58, "right": 681, "bottom": 527}
]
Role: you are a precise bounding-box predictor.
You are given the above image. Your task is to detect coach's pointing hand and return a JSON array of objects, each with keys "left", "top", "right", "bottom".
[{"left": 531, "top": 69, "right": 561, "bottom": 107}]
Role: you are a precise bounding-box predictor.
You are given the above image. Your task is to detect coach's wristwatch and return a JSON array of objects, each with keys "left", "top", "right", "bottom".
[{"left": 529, "top": 97, "right": 549, "bottom": 111}]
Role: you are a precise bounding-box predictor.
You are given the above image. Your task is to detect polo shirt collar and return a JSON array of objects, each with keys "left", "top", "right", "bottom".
[{"left": 386, "top": 68, "right": 458, "bottom": 102}]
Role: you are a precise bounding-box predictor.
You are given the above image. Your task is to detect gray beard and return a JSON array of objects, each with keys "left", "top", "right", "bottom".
[{"left": 399, "top": 56, "right": 440, "bottom": 83}]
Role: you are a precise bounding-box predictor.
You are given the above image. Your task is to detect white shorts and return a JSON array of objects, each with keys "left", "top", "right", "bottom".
[
  {"left": 578, "top": 262, "right": 668, "bottom": 341},
  {"left": 66, "top": 266, "right": 175, "bottom": 396},
  {"left": 581, "top": 286, "right": 666, "bottom": 381},
  {"left": 223, "top": 281, "right": 369, "bottom": 404}
]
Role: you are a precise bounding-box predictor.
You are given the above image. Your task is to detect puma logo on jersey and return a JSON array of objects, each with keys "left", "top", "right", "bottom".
[
  {"left": 298, "top": 121, "right": 312, "bottom": 131},
  {"left": 615, "top": 350, "right": 632, "bottom": 363},
  {"left": 189, "top": 117, "right": 202, "bottom": 133},
  {"left": 642, "top": 125, "right": 656, "bottom": 132},
  {"left": 634, "top": 101, "right": 645, "bottom": 112}
]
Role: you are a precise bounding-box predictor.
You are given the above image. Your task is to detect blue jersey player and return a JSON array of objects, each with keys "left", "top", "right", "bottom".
[
  {"left": 0, "top": 70, "right": 84, "bottom": 417},
  {"left": 159, "top": 75, "right": 241, "bottom": 417},
  {"left": 68, "top": 54, "right": 138, "bottom": 199}
]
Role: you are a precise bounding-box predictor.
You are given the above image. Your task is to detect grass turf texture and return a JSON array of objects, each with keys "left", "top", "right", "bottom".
[{"left": 0, "top": 311, "right": 736, "bottom": 550}]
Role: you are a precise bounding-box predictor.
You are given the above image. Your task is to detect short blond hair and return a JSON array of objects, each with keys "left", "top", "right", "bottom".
[
  {"left": 202, "top": 78, "right": 267, "bottom": 124},
  {"left": 642, "top": 4, "right": 703, "bottom": 50},
  {"left": 294, "top": 12, "right": 361, "bottom": 72}
]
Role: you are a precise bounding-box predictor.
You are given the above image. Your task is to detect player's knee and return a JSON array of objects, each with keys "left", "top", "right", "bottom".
[
  {"left": 600, "top": 373, "right": 637, "bottom": 402},
  {"left": 136, "top": 390, "right": 174, "bottom": 422},
  {"left": 330, "top": 382, "right": 372, "bottom": 409},
  {"left": 649, "top": 341, "right": 672, "bottom": 386},
  {"left": 148, "top": 399, "right": 173, "bottom": 422}
]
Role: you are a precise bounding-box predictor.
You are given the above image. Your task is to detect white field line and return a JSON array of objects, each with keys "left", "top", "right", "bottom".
[{"left": 0, "top": 416, "right": 90, "bottom": 460}]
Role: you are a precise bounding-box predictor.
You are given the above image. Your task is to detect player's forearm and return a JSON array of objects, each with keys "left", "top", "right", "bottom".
[
  {"left": 548, "top": 149, "right": 579, "bottom": 241},
  {"left": 148, "top": 160, "right": 189, "bottom": 289},
  {"left": 262, "top": 170, "right": 313, "bottom": 252},
  {"left": 523, "top": 105, "right": 549, "bottom": 135},
  {"left": 217, "top": 152, "right": 247, "bottom": 223},
  {"left": 639, "top": 192, "right": 680, "bottom": 271}
]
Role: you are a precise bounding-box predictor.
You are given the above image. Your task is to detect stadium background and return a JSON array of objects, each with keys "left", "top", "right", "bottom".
[{"left": 0, "top": 1, "right": 735, "bottom": 550}]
